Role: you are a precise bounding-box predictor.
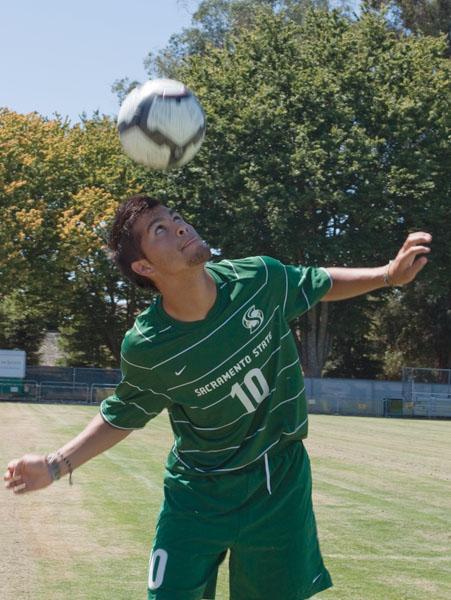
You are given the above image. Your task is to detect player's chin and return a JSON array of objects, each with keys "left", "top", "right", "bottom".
[{"left": 186, "top": 241, "right": 212, "bottom": 266}]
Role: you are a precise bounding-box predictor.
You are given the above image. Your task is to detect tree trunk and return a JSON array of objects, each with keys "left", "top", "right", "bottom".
[
  {"left": 436, "top": 285, "right": 451, "bottom": 374},
  {"left": 295, "top": 302, "right": 331, "bottom": 377}
]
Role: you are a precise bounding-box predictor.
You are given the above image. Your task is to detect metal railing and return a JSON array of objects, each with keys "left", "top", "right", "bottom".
[{"left": 1, "top": 368, "right": 450, "bottom": 418}]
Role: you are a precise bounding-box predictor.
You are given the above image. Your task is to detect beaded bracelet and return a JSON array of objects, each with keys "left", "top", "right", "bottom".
[{"left": 56, "top": 451, "right": 73, "bottom": 485}]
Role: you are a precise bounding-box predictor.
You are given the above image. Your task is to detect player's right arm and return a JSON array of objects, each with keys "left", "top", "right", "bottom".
[
  {"left": 3, "top": 413, "right": 132, "bottom": 495},
  {"left": 5, "top": 326, "right": 170, "bottom": 495}
]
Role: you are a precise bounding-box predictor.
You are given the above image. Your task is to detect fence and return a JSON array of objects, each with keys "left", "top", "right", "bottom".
[
  {"left": 306, "top": 377, "right": 402, "bottom": 415},
  {"left": 0, "top": 380, "right": 108, "bottom": 404},
  {"left": 0, "top": 368, "right": 450, "bottom": 417},
  {"left": 406, "top": 393, "right": 451, "bottom": 418},
  {"left": 400, "top": 367, "right": 451, "bottom": 418},
  {"left": 306, "top": 377, "right": 404, "bottom": 416},
  {"left": 307, "top": 396, "right": 385, "bottom": 417},
  {"left": 306, "top": 377, "right": 450, "bottom": 418},
  {"left": 0, "top": 366, "right": 122, "bottom": 404},
  {"left": 25, "top": 366, "right": 121, "bottom": 386}
]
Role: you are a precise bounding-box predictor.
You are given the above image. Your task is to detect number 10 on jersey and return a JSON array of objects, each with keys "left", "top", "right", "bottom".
[{"left": 230, "top": 368, "right": 270, "bottom": 413}]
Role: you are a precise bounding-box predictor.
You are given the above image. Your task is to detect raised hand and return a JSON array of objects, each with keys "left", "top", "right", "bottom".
[
  {"left": 388, "top": 232, "right": 432, "bottom": 286},
  {"left": 4, "top": 454, "right": 53, "bottom": 495}
]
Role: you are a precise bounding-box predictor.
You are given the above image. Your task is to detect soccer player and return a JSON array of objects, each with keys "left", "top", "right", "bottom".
[{"left": 4, "top": 195, "right": 431, "bottom": 599}]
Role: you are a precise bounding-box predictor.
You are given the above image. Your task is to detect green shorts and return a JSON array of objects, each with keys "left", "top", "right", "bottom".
[{"left": 147, "top": 442, "right": 332, "bottom": 599}]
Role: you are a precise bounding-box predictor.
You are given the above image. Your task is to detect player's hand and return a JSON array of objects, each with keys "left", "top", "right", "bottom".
[
  {"left": 388, "top": 232, "right": 432, "bottom": 286},
  {"left": 3, "top": 454, "right": 53, "bottom": 494}
]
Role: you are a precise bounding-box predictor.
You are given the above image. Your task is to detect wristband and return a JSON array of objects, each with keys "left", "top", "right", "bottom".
[
  {"left": 46, "top": 451, "right": 73, "bottom": 485},
  {"left": 383, "top": 260, "right": 393, "bottom": 286},
  {"left": 46, "top": 453, "right": 61, "bottom": 482}
]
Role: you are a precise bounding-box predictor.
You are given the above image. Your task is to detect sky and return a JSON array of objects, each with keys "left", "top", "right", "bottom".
[{"left": 1, "top": 0, "right": 199, "bottom": 123}]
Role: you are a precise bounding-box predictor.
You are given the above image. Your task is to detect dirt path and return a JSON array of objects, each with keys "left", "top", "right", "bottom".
[{"left": 0, "top": 403, "right": 101, "bottom": 599}]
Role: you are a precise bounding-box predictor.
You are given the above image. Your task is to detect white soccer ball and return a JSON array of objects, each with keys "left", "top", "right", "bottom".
[{"left": 117, "top": 79, "right": 206, "bottom": 170}]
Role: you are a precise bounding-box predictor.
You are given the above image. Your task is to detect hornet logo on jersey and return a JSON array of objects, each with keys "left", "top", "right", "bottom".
[{"left": 242, "top": 306, "right": 264, "bottom": 334}]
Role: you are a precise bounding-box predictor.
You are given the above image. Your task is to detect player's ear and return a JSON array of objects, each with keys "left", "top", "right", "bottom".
[{"left": 131, "top": 258, "right": 155, "bottom": 278}]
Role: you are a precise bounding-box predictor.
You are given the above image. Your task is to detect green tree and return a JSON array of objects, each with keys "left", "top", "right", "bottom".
[
  {"left": 0, "top": 110, "right": 157, "bottom": 366},
  {"left": 363, "top": 0, "right": 451, "bottom": 55},
  {"left": 2, "top": 10, "right": 449, "bottom": 375},
  {"left": 367, "top": 283, "right": 451, "bottom": 378},
  {"left": 0, "top": 109, "right": 79, "bottom": 352},
  {"left": 0, "top": 291, "right": 45, "bottom": 364},
  {"left": 55, "top": 116, "right": 157, "bottom": 365},
  {"left": 111, "top": 0, "right": 330, "bottom": 97},
  {"left": 151, "top": 9, "right": 449, "bottom": 376}
]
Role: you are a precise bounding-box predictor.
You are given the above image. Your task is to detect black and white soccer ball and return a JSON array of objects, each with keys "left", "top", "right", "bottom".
[{"left": 117, "top": 79, "right": 206, "bottom": 170}]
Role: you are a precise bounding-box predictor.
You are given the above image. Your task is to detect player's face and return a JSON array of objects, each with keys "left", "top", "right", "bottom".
[{"left": 131, "top": 205, "right": 211, "bottom": 282}]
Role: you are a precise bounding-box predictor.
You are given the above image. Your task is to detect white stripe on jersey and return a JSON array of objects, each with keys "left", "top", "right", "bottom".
[
  {"left": 129, "top": 402, "right": 159, "bottom": 417},
  {"left": 244, "top": 426, "right": 266, "bottom": 441},
  {"left": 104, "top": 385, "right": 163, "bottom": 418},
  {"left": 133, "top": 320, "right": 157, "bottom": 343},
  {"left": 122, "top": 379, "right": 173, "bottom": 401},
  {"left": 158, "top": 325, "right": 172, "bottom": 333},
  {"left": 133, "top": 321, "right": 171, "bottom": 342},
  {"left": 179, "top": 389, "right": 305, "bottom": 454},
  {"left": 223, "top": 259, "right": 240, "bottom": 280},
  {"left": 271, "top": 356, "right": 301, "bottom": 380},
  {"left": 173, "top": 366, "right": 303, "bottom": 433},
  {"left": 170, "top": 443, "right": 193, "bottom": 471},
  {"left": 187, "top": 329, "right": 293, "bottom": 410},
  {"left": 121, "top": 352, "right": 153, "bottom": 371},
  {"left": 167, "top": 304, "right": 280, "bottom": 392},
  {"left": 282, "top": 416, "right": 309, "bottom": 437},
  {"left": 146, "top": 257, "right": 269, "bottom": 371},
  {"left": 180, "top": 444, "right": 241, "bottom": 454},
  {"left": 319, "top": 267, "right": 333, "bottom": 288},
  {"left": 282, "top": 263, "right": 289, "bottom": 314},
  {"left": 171, "top": 415, "right": 308, "bottom": 473},
  {"left": 171, "top": 407, "right": 253, "bottom": 431},
  {"left": 269, "top": 387, "right": 305, "bottom": 413},
  {"left": 301, "top": 286, "right": 311, "bottom": 310},
  {"left": 100, "top": 406, "right": 140, "bottom": 430}
]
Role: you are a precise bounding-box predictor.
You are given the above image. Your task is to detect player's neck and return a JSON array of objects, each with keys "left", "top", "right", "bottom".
[{"left": 159, "top": 268, "right": 217, "bottom": 322}]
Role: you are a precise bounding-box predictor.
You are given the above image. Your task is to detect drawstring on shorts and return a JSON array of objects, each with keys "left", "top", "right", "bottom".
[{"left": 264, "top": 453, "right": 272, "bottom": 495}]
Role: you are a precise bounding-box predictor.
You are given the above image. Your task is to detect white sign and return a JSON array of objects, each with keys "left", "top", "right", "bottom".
[{"left": 0, "top": 350, "right": 26, "bottom": 379}]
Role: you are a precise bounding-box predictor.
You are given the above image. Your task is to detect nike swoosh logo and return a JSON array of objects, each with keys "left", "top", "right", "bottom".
[{"left": 175, "top": 366, "right": 187, "bottom": 376}]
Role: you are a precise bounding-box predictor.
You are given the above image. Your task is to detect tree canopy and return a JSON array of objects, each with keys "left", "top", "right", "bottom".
[
  {"left": 364, "top": 0, "right": 451, "bottom": 56},
  {"left": 1, "top": 7, "right": 449, "bottom": 376}
]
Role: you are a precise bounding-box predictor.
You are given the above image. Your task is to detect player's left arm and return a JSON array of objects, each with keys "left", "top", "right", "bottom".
[{"left": 322, "top": 232, "right": 432, "bottom": 302}]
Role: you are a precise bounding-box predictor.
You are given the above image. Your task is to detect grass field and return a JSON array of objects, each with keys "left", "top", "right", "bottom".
[{"left": 1, "top": 402, "right": 450, "bottom": 600}]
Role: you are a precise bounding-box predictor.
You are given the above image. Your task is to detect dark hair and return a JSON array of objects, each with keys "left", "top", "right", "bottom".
[{"left": 108, "top": 195, "right": 161, "bottom": 290}]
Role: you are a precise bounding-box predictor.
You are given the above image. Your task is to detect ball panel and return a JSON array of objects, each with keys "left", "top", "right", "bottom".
[
  {"left": 173, "top": 136, "right": 205, "bottom": 168},
  {"left": 146, "top": 96, "right": 205, "bottom": 146},
  {"left": 119, "top": 127, "right": 170, "bottom": 169},
  {"left": 117, "top": 86, "right": 145, "bottom": 130}
]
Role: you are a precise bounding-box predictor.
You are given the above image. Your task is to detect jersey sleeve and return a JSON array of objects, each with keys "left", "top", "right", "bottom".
[
  {"left": 100, "top": 353, "right": 170, "bottom": 430},
  {"left": 262, "top": 256, "right": 333, "bottom": 322}
]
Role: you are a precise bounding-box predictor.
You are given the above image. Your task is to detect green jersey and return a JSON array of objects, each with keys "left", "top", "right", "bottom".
[{"left": 101, "top": 256, "right": 332, "bottom": 476}]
